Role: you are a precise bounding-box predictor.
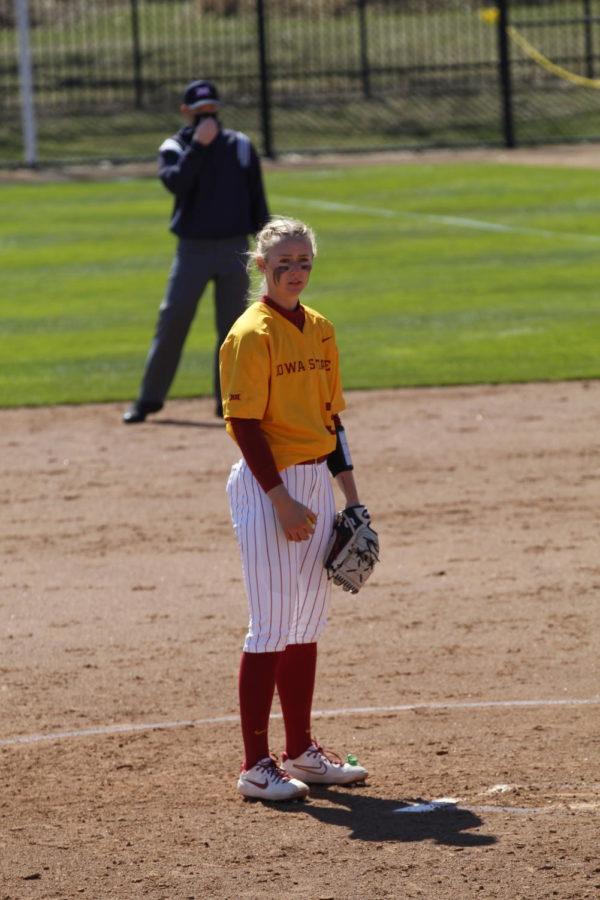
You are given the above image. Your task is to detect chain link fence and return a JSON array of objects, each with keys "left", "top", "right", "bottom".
[
  {"left": 2, "top": 0, "right": 600, "bottom": 165},
  {"left": 505, "top": 0, "right": 600, "bottom": 143}
]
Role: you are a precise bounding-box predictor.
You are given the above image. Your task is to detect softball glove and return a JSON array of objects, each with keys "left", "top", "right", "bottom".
[{"left": 324, "top": 504, "right": 379, "bottom": 594}]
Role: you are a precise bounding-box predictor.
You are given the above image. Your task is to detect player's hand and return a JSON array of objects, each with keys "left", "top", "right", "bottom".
[
  {"left": 268, "top": 486, "right": 317, "bottom": 542},
  {"left": 193, "top": 117, "right": 219, "bottom": 146}
]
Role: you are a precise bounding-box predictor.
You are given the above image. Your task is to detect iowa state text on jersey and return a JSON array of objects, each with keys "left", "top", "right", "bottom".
[{"left": 275, "top": 358, "right": 332, "bottom": 376}]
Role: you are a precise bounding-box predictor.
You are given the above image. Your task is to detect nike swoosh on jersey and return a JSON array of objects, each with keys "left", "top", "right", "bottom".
[{"left": 322, "top": 336, "right": 332, "bottom": 342}]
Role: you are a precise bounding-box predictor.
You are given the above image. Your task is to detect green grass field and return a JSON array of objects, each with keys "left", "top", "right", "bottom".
[{"left": 1, "top": 160, "right": 599, "bottom": 408}]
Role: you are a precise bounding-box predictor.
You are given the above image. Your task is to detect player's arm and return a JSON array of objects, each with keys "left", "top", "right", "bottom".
[
  {"left": 221, "top": 331, "right": 315, "bottom": 541},
  {"left": 327, "top": 414, "right": 360, "bottom": 507},
  {"left": 229, "top": 418, "right": 315, "bottom": 542},
  {"left": 321, "top": 322, "right": 360, "bottom": 506},
  {"left": 229, "top": 418, "right": 281, "bottom": 493}
]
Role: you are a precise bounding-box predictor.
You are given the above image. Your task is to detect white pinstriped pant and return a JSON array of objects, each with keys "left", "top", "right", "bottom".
[{"left": 226, "top": 458, "right": 336, "bottom": 653}]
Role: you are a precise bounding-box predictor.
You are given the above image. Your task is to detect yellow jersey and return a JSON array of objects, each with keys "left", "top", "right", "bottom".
[{"left": 219, "top": 299, "right": 345, "bottom": 471}]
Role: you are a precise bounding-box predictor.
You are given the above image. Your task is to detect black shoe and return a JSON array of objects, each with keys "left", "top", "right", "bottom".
[{"left": 122, "top": 401, "right": 163, "bottom": 424}]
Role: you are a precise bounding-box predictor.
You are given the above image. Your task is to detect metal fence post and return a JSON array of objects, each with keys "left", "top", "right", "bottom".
[
  {"left": 130, "top": 0, "right": 144, "bottom": 109},
  {"left": 497, "top": 0, "right": 515, "bottom": 148},
  {"left": 256, "top": 0, "right": 274, "bottom": 158},
  {"left": 583, "top": 0, "right": 594, "bottom": 80},
  {"left": 14, "top": 0, "right": 38, "bottom": 166},
  {"left": 358, "top": 0, "right": 371, "bottom": 100}
]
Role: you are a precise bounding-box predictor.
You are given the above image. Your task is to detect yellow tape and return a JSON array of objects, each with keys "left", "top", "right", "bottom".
[
  {"left": 479, "top": 7, "right": 600, "bottom": 90},
  {"left": 480, "top": 7, "right": 500, "bottom": 25}
]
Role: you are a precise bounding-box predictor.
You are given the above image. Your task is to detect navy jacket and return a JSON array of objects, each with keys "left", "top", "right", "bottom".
[{"left": 158, "top": 125, "right": 269, "bottom": 240}]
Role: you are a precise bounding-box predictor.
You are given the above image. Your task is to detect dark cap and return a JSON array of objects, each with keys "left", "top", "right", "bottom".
[{"left": 182, "top": 79, "right": 220, "bottom": 110}]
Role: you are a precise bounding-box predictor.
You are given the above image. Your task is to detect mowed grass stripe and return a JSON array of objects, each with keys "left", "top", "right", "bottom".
[{"left": 272, "top": 194, "right": 600, "bottom": 243}]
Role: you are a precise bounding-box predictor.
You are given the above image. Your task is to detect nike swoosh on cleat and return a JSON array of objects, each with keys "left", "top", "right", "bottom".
[
  {"left": 244, "top": 778, "right": 268, "bottom": 789},
  {"left": 291, "top": 761, "right": 329, "bottom": 775}
]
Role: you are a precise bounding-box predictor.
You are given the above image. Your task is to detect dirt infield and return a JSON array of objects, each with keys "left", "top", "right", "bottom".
[{"left": 1, "top": 381, "right": 599, "bottom": 899}]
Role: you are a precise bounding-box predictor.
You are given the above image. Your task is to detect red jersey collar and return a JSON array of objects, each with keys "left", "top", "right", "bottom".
[{"left": 261, "top": 295, "right": 305, "bottom": 332}]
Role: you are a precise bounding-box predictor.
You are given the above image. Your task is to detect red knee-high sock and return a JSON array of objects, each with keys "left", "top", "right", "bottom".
[
  {"left": 276, "top": 642, "right": 318, "bottom": 760},
  {"left": 239, "top": 651, "right": 281, "bottom": 770}
]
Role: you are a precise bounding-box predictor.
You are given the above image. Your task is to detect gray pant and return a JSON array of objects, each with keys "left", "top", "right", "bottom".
[{"left": 138, "top": 236, "right": 249, "bottom": 409}]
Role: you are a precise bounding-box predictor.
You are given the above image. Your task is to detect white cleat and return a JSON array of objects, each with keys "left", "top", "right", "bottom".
[
  {"left": 282, "top": 742, "right": 368, "bottom": 785},
  {"left": 237, "top": 756, "right": 310, "bottom": 802}
]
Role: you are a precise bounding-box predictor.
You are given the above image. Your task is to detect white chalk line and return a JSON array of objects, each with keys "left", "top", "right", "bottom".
[
  {"left": 273, "top": 194, "right": 600, "bottom": 243},
  {"left": 2, "top": 696, "right": 598, "bottom": 748},
  {"left": 393, "top": 799, "right": 599, "bottom": 817}
]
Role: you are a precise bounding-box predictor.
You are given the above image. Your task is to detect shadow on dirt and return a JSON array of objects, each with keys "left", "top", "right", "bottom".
[
  {"left": 287, "top": 788, "right": 498, "bottom": 846},
  {"left": 151, "top": 418, "right": 224, "bottom": 429}
]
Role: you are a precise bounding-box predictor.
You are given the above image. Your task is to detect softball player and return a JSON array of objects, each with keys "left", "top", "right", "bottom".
[{"left": 220, "top": 218, "right": 369, "bottom": 801}]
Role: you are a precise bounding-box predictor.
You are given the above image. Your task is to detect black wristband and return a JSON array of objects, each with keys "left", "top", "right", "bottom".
[{"left": 327, "top": 425, "right": 354, "bottom": 478}]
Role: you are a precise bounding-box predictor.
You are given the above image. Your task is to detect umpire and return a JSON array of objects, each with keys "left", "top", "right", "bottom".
[{"left": 123, "top": 79, "right": 269, "bottom": 423}]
